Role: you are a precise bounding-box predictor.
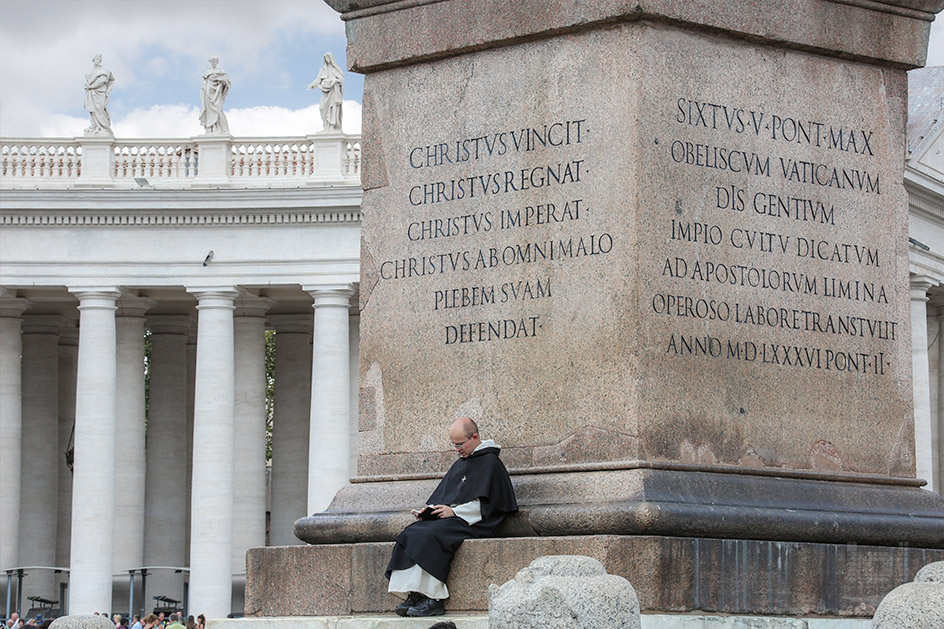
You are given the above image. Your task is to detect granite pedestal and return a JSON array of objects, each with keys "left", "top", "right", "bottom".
[{"left": 248, "top": 0, "right": 944, "bottom": 619}]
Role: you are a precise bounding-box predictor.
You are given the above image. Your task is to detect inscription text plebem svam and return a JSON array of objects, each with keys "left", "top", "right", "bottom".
[{"left": 379, "top": 118, "right": 613, "bottom": 345}]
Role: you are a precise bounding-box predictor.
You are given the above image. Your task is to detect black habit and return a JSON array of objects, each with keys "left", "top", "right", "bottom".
[{"left": 384, "top": 445, "right": 517, "bottom": 585}]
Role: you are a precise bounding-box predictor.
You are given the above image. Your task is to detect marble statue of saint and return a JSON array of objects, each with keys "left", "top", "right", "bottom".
[
  {"left": 84, "top": 54, "right": 115, "bottom": 136},
  {"left": 199, "top": 56, "right": 231, "bottom": 135},
  {"left": 308, "top": 52, "right": 344, "bottom": 132}
]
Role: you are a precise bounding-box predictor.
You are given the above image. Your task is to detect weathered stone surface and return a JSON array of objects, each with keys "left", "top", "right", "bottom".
[
  {"left": 245, "top": 545, "right": 353, "bottom": 616},
  {"left": 312, "top": 0, "right": 944, "bottom": 573},
  {"left": 349, "top": 0, "right": 924, "bottom": 488},
  {"left": 914, "top": 560, "right": 944, "bottom": 583},
  {"left": 871, "top": 582, "right": 944, "bottom": 628},
  {"left": 488, "top": 555, "right": 640, "bottom": 629},
  {"left": 194, "top": 614, "right": 880, "bottom": 629},
  {"left": 326, "top": 0, "right": 941, "bottom": 71},
  {"left": 245, "top": 535, "right": 943, "bottom": 617},
  {"left": 871, "top": 561, "right": 944, "bottom": 627},
  {"left": 49, "top": 616, "right": 116, "bottom": 629},
  {"left": 209, "top": 618, "right": 488, "bottom": 629}
]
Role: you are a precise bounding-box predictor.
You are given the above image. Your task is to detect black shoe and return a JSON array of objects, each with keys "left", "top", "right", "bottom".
[
  {"left": 394, "top": 591, "right": 423, "bottom": 616},
  {"left": 407, "top": 596, "right": 445, "bottom": 617}
]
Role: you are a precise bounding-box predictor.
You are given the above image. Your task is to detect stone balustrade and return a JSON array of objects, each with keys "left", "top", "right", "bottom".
[{"left": 0, "top": 133, "right": 361, "bottom": 188}]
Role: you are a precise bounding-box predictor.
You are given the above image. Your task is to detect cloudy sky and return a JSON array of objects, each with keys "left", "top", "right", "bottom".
[
  {"left": 0, "top": 0, "right": 942, "bottom": 140},
  {"left": 0, "top": 0, "right": 362, "bottom": 137}
]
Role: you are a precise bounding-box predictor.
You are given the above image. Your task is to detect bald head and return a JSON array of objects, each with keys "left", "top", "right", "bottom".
[
  {"left": 452, "top": 417, "right": 478, "bottom": 437},
  {"left": 449, "top": 417, "right": 481, "bottom": 458}
]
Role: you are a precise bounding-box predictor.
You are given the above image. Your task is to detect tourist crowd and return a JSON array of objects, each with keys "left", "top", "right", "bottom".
[{"left": 2, "top": 611, "right": 207, "bottom": 629}]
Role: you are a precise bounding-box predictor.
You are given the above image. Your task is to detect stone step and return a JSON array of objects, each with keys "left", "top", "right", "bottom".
[
  {"left": 211, "top": 616, "right": 487, "bottom": 629},
  {"left": 209, "top": 614, "right": 871, "bottom": 629}
]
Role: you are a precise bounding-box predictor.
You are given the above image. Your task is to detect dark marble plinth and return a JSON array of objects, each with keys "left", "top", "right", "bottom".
[
  {"left": 295, "top": 468, "right": 944, "bottom": 548},
  {"left": 245, "top": 534, "right": 943, "bottom": 617}
]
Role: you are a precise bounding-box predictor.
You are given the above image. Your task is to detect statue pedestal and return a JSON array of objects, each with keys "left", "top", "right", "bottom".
[
  {"left": 76, "top": 136, "right": 115, "bottom": 187},
  {"left": 194, "top": 135, "right": 233, "bottom": 187},
  {"left": 306, "top": 132, "right": 347, "bottom": 182}
]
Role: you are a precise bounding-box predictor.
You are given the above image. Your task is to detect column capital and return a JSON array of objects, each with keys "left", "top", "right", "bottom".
[
  {"left": 268, "top": 313, "right": 314, "bottom": 335},
  {"left": 147, "top": 314, "right": 193, "bottom": 336},
  {"left": 304, "top": 284, "right": 355, "bottom": 309},
  {"left": 911, "top": 275, "right": 935, "bottom": 301},
  {"left": 0, "top": 290, "right": 30, "bottom": 318},
  {"left": 69, "top": 288, "right": 121, "bottom": 308},
  {"left": 117, "top": 295, "right": 156, "bottom": 318},
  {"left": 187, "top": 287, "right": 239, "bottom": 310},
  {"left": 21, "top": 314, "right": 64, "bottom": 335},
  {"left": 929, "top": 292, "right": 944, "bottom": 310},
  {"left": 234, "top": 294, "right": 274, "bottom": 319},
  {"left": 187, "top": 286, "right": 240, "bottom": 297}
]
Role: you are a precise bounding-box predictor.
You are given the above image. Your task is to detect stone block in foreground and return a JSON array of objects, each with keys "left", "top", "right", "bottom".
[
  {"left": 49, "top": 616, "right": 116, "bottom": 629},
  {"left": 872, "top": 561, "right": 944, "bottom": 628},
  {"left": 488, "top": 555, "right": 640, "bottom": 629}
]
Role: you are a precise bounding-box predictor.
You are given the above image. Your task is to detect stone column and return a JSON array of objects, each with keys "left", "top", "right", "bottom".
[
  {"left": 231, "top": 296, "right": 270, "bottom": 588},
  {"left": 912, "top": 277, "right": 935, "bottom": 493},
  {"left": 268, "top": 314, "right": 312, "bottom": 546},
  {"left": 306, "top": 287, "right": 354, "bottom": 513},
  {"left": 0, "top": 291, "right": 28, "bottom": 574},
  {"left": 348, "top": 313, "right": 360, "bottom": 476},
  {"left": 19, "top": 315, "right": 60, "bottom": 600},
  {"left": 936, "top": 304, "right": 944, "bottom": 495},
  {"left": 143, "top": 315, "right": 191, "bottom": 603},
  {"left": 68, "top": 289, "right": 120, "bottom": 614},
  {"left": 187, "top": 289, "right": 237, "bottom": 618},
  {"left": 55, "top": 324, "right": 78, "bottom": 593},
  {"left": 114, "top": 298, "right": 152, "bottom": 583},
  {"left": 185, "top": 324, "right": 196, "bottom": 564}
]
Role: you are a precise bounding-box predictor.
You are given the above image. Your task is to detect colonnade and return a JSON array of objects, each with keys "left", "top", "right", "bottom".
[
  {"left": 910, "top": 275, "right": 944, "bottom": 495},
  {"left": 0, "top": 284, "right": 359, "bottom": 618}
]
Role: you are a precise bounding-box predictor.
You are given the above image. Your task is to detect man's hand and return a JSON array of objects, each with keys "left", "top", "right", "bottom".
[
  {"left": 430, "top": 504, "right": 455, "bottom": 518},
  {"left": 409, "top": 504, "right": 455, "bottom": 519}
]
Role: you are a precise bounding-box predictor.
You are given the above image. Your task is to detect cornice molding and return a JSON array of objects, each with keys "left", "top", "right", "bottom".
[
  {"left": 0, "top": 208, "right": 361, "bottom": 227},
  {"left": 908, "top": 187, "right": 944, "bottom": 225},
  {"left": 0, "top": 185, "right": 363, "bottom": 226},
  {"left": 0, "top": 184, "right": 362, "bottom": 208}
]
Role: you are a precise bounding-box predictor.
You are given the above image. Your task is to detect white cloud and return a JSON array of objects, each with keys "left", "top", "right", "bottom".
[
  {"left": 113, "top": 105, "right": 204, "bottom": 138},
  {"left": 38, "top": 114, "right": 92, "bottom": 139},
  {"left": 228, "top": 101, "right": 363, "bottom": 137},
  {"left": 28, "top": 100, "right": 362, "bottom": 140},
  {"left": 0, "top": 0, "right": 346, "bottom": 137}
]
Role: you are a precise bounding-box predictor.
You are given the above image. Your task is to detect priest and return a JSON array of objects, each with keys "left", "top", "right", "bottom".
[{"left": 385, "top": 417, "right": 518, "bottom": 617}]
